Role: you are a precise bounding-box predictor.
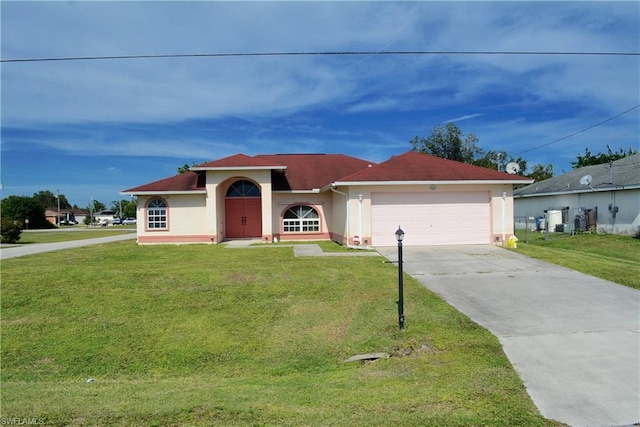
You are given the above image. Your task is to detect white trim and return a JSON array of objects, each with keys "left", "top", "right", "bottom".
[
  {"left": 120, "top": 191, "right": 207, "bottom": 196},
  {"left": 334, "top": 179, "right": 533, "bottom": 186},
  {"left": 278, "top": 201, "right": 324, "bottom": 205},
  {"left": 272, "top": 189, "right": 321, "bottom": 194},
  {"left": 514, "top": 184, "right": 640, "bottom": 198},
  {"left": 190, "top": 166, "right": 286, "bottom": 171}
]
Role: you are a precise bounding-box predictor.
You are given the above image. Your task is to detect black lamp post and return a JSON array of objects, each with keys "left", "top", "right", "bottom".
[{"left": 395, "top": 226, "right": 405, "bottom": 330}]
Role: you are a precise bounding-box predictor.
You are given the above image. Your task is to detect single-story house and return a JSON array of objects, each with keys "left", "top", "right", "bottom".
[
  {"left": 514, "top": 153, "right": 640, "bottom": 235},
  {"left": 45, "top": 208, "right": 89, "bottom": 225},
  {"left": 122, "top": 151, "right": 532, "bottom": 246}
]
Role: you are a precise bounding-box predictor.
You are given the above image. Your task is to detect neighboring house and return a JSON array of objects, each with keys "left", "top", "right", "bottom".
[
  {"left": 122, "top": 151, "right": 531, "bottom": 246},
  {"left": 44, "top": 208, "right": 88, "bottom": 225},
  {"left": 514, "top": 154, "right": 640, "bottom": 235},
  {"left": 94, "top": 210, "right": 119, "bottom": 225}
]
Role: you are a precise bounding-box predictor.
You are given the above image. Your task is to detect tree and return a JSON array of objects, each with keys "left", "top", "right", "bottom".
[
  {"left": 527, "top": 163, "right": 554, "bottom": 182},
  {"left": 1, "top": 218, "right": 22, "bottom": 243},
  {"left": 177, "top": 162, "right": 200, "bottom": 174},
  {"left": 110, "top": 199, "right": 137, "bottom": 219},
  {"left": 32, "top": 190, "right": 71, "bottom": 209},
  {"left": 0, "top": 195, "right": 53, "bottom": 229},
  {"left": 410, "top": 123, "right": 483, "bottom": 164},
  {"left": 87, "top": 199, "right": 106, "bottom": 213},
  {"left": 571, "top": 145, "right": 638, "bottom": 169},
  {"left": 472, "top": 149, "right": 506, "bottom": 171}
]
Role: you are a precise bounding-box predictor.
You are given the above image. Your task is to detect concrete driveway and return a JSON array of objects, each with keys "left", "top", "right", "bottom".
[{"left": 377, "top": 244, "right": 639, "bottom": 427}]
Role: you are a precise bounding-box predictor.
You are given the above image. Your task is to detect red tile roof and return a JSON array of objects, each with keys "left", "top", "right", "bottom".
[
  {"left": 123, "top": 151, "right": 528, "bottom": 194},
  {"left": 256, "top": 154, "right": 374, "bottom": 190},
  {"left": 337, "top": 151, "right": 528, "bottom": 182},
  {"left": 195, "top": 153, "right": 284, "bottom": 169},
  {"left": 123, "top": 171, "right": 205, "bottom": 193}
]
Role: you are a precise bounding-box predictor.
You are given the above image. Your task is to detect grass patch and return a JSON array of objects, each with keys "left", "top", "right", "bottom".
[
  {"left": 12, "top": 229, "right": 134, "bottom": 244},
  {"left": 254, "top": 240, "right": 374, "bottom": 252},
  {"left": 1, "top": 241, "right": 558, "bottom": 426},
  {"left": 513, "top": 230, "right": 640, "bottom": 289}
]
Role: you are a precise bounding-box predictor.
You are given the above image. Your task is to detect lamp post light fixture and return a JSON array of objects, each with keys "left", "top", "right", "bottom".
[{"left": 395, "top": 226, "right": 405, "bottom": 330}]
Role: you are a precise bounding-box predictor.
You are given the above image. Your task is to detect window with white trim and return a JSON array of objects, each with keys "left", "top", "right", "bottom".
[
  {"left": 283, "top": 205, "right": 320, "bottom": 233},
  {"left": 147, "top": 199, "right": 167, "bottom": 229},
  {"left": 226, "top": 180, "right": 261, "bottom": 197}
]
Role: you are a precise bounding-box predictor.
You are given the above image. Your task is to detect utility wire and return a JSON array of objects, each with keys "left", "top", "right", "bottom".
[
  {"left": 515, "top": 104, "right": 640, "bottom": 155},
  {"left": 2, "top": 50, "right": 639, "bottom": 63}
]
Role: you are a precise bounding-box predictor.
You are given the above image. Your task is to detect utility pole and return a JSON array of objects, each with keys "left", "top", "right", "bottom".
[{"left": 57, "top": 189, "right": 61, "bottom": 227}]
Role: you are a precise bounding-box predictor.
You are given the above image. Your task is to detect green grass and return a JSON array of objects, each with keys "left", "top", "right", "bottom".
[
  {"left": 1, "top": 241, "right": 558, "bottom": 426},
  {"left": 254, "top": 240, "right": 374, "bottom": 252},
  {"left": 513, "top": 230, "right": 640, "bottom": 289},
  {"left": 12, "top": 229, "right": 134, "bottom": 244}
]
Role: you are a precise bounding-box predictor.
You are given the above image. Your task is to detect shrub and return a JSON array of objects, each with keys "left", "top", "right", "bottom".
[{"left": 1, "top": 218, "right": 23, "bottom": 243}]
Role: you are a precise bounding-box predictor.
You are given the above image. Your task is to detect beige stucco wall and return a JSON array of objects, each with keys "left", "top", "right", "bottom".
[
  {"left": 270, "top": 192, "right": 333, "bottom": 240},
  {"left": 338, "top": 183, "right": 516, "bottom": 245},
  {"left": 136, "top": 194, "right": 209, "bottom": 243},
  {"left": 205, "top": 170, "right": 273, "bottom": 242},
  {"left": 134, "top": 180, "right": 518, "bottom": 245}
]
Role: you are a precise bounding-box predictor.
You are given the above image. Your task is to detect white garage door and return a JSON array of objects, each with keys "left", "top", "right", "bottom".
[{"left": 371, "top": 192, "right": 491, "bottom": 246}]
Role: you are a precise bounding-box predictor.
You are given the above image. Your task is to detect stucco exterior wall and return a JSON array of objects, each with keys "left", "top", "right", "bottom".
[
  {"left": 205, "top": 170, "right": 273, "bottom": 242},
  {"left": 136, "top": 194, "right": 209, "bottom": 244},
  {"left": 270, "top": 192, "right": 333, "bottom": 241},
  {"left": 515, "top": 188, "right": 640, "bottom": 235},
  {"left": 341, "top": 183, "right": 515, "bottom": 245}
]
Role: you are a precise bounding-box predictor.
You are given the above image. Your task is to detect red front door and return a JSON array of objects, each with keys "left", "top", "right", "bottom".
[{"left": 225, "top": 198, "right": 262, "bottom": 238}]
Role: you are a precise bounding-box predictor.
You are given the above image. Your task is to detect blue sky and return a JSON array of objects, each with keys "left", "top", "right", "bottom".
[{"left": 2, "top": 1, "right": 639, "bottom": 208}]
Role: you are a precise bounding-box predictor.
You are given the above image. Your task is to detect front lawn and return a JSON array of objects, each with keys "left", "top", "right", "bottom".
[
  {"left": 13, "top": 229, "right": 134, "bottom": 244},
  {"left": 513, "top": 231, "right": 640, "bottom": 289},
  {"left": 0, "top": 241, "right": 558, "bottom": 426}
]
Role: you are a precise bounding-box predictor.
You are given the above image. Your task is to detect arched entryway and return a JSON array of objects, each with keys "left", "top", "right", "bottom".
[{"left": 225, "top": 180, "right": 262, "bottom": 239}]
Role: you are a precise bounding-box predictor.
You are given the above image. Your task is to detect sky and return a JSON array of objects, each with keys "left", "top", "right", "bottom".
[{"left": 1, "top": 1, "right": 639, "bottom": 208}]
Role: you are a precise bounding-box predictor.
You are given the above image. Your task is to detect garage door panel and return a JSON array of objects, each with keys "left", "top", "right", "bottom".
[{"left": 372, "top": 192, "right": 490, "bottom": 246}]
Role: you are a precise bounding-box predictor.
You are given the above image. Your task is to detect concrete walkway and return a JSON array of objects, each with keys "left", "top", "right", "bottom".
[
  {"left": 1, "top": 237, "right": 378, "bottom": 260},
  {"left": 223, "top": 239, "right": 380, "bottom": 257},
  {"left": 0, "top": 233, "right": 137, "bottom": 260},
  {"left": 377, "top": 245, "right": 639, "bottom": 427}
]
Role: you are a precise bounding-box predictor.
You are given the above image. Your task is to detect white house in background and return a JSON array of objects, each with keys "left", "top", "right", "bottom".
[
  {"left": 514, "top": 154, "right": 640, "bottom": 235},
  {"left": 122, "top": 151, "right": 531, "bottom": 246}
]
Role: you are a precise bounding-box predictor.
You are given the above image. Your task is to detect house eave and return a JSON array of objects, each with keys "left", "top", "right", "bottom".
[
  {"left": 190, "top": 166, "right": 286, "bottom": 171},
  {"left": 120, "top": 190, "right": 207, "bottom": 196},
  {"left": 272, "top": 189, "right": 321, "bottom": 194},
  {"left": 333, "top": 179, "right": 533, "bottom": 187},
  {"left": 515, "top": 184, "right": 640, "bottom": 198}
]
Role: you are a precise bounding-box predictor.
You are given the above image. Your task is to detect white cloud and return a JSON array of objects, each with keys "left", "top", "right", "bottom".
[
  {"left": 444, "top": 113, "right": 484, "bottom": 124},
  {"left": 3, "top": 1, "right": 635, "bottom": 128},
  {"left": 1, "top": 1, "right": 637, "bottom": 175}
]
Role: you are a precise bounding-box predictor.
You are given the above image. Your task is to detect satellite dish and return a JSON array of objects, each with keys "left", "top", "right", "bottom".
[
  {"left": 579, "top": 175, "right": 593, "bottom": 186},
  {"left": 505, "top": 162, "right": 521, "bottom": 175}
]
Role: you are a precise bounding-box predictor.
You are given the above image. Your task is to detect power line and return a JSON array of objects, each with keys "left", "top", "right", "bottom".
[
  {"left": 2, "top": 50, "right": 639, "bottom": 63},
  {"left": 515, "top": 104, "right": 640, "bottom": 155}
]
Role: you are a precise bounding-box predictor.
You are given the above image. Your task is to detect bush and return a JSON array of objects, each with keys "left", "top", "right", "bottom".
[
  {"left": 634, "top": 228, "right": 640, "bottom": 239},
  {"left": 1, "top": 218, "right": 23, "bottom": 244}
]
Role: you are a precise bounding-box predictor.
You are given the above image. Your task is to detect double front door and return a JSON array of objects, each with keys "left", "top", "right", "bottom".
[{"left": 225, "top": 198, "right": 262, "bottom": 238}]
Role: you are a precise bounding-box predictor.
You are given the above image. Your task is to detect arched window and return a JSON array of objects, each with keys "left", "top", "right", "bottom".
[
  {"left": 147, "top": 199, "right": 167, "bottom": 229},
  {"left": 226, "top": 180, "right": 261, "bottom": 197},
  {"left": 283, "top": 205, "right": 320, "bottom": 233}
]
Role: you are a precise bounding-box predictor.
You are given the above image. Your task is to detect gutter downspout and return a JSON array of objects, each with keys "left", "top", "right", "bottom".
[
  {"left": 358, "top": 194, "right": 363, "bottom": 245},
  {"left": 331, "top": 186, "right": 371, "bottom": 250},
  {"left": 502, "top": 191, "right": 507, "bottom": 245}
]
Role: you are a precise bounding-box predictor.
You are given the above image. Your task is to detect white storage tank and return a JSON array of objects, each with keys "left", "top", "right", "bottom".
[{"left": 547, "top": 210, "right": 563, "bottom": 232}]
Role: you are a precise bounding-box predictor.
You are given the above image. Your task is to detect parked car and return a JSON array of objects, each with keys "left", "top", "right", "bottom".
[
  {"left": 122, "top": 217, "right": 137, "bottom": 225},
  {"left": 111, "top": 217, "right": 123, "bottom": 225}
]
